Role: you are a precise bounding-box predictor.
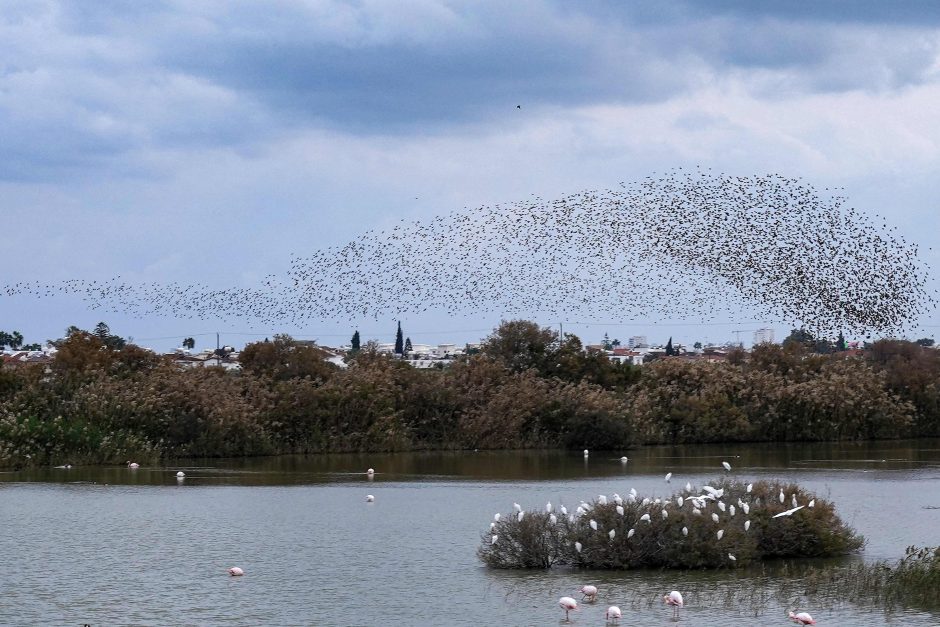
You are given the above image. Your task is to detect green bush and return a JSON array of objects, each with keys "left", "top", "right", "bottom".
[{"left": 479, "top": 479, "right": 863, "bottom": 569}]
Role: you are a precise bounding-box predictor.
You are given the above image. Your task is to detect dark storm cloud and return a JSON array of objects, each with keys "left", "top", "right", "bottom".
[{"left": 0, "top": 0, "right": 938, "bottom": 180}]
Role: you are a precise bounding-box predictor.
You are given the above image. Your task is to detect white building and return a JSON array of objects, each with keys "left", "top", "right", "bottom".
[
  {"left": 753, "top": 328, "right": 775, "bottom": 345},
  {"left": 627, "top": 336, "right": 648, "bottom": 349}
]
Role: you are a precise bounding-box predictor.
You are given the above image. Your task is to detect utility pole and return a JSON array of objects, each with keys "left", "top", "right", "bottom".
[
  {"left": 559, "top": 322, "right": 564, "bottom": 344},
  {"left": 217, "top": 332, "right": 220, "bottom": 352}
]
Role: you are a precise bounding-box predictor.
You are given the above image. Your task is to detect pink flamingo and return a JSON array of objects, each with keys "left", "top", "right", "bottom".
[
  {"left": 663, "top": 590, "right": 684, "bottom": 620},
  {"left": 579, "top": 584, "right": 598, "bottom": 602},
  {"left": 606, "top": 605, "right": 622, "bottom": 623},
  {"left": 788, "top": 610, "right": 815, "bottom": 625},
  {"left": 559, "top": 596, "right": 578, "bottom": 621},
  {"left": 228, "top": 567, "right": 244, "bottom": 577}
]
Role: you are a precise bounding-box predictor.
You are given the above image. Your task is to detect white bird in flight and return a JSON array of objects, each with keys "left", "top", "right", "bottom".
[
  {"left": 773, "top": 505, "right": 805, "bottom": 519},
  {"left": 722, "top": 461, "right": 732, "bottom": 471}
]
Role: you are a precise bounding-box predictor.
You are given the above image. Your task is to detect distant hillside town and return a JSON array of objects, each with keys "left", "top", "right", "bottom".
[{"left": 3, "top": 323, "right": 932, "bottom": 372}]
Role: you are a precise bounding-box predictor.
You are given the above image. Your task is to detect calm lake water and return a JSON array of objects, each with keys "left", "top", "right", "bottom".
[{"left": 2, "top": 440, "right": 940, "bottom": 626}]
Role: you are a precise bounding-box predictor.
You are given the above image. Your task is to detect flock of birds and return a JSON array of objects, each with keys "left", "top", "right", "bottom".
[
  {"left": 2, "top": 170, "right": 932, "bottom": 336},
  {"left": 493, "top": 458, "right": 819, "bottom": 624}
]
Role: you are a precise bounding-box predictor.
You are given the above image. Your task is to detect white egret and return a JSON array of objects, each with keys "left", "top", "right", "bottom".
[
  {"left": 729, "top": 505, "right": 736, "bottom": 517},
  {"left": 728, "top": 553, "right": 737, "bottom": 561},
  {"left": 366, "top": 468, "right": 375, "bottom": 476},
  {"left": 620, "top": 456, "right": 628, "bottom": 463},
  {"left": 609, "top": 529, "right": 616, "bottom": 540},
  {"left": 792, "top": 494, "right": 798, "bottom": 509},
  {"left": 549, "top": 514, "right": 557, "bottom": 525},
  {"left": 640, "top": 513, "right": 651, "bottom": 523},
  {"left": 676, "top": 496, "right": 684, "bottom": 507},
  {"left": 665, "top": 472, "right": 672, "bottom": 482},
  {"left": 717, "top": 501, "right": 726, "bottom": 512},
  {"left": 717, "top": 529, "right": 724, "bottom": 540},
  {"left": 692, "top": 508, "right": 702, "bottom": 516},
  {"left": 744, "top": 520, "right": 751, "bottom": 532},
  {"left": 722, "top": 461, "right": 732, "bottom": 472},
  {"left": 598, "top": 495, "right": 608, "bottom": 505},
  {"left": 773, "top": 505, "right": 805, "bottom": 518},
  {"left": 711, "top": 513, "right": 720, "bottom": 523},
  {"left": 514, "top": 502, "right": 522, "bottom": 512},
  {"left": 590, "top": 519, "right": 598, "bottom": 531},
  {"left": 682, "top": 526, "right": 688, "bottom": 536},
  {"left": 627, "top": 528, "right": 635, "bottom": 538},
  {"left": 546, "top": 502, "right": 553, "bottom": 513},
  {"left": 613, "top": 494, "right": 623, "bottom": 506},
  {"left": 176, "top": 471, "right": 185, "bottom": 478},
  {"left": 742, "top": 503, "right": 750, "bottom": 515},
  {"left": 491, "top": 534, "right": 498, "bottom": 545},
  {"left": 574, "top": 541, "right": 582, "bottom": 553},
  {"left": 365, "top": 494, "right": 374, "bottom": 502},
  {"left": 685, "top": 481, "right": 692, "bottom": 492},
  {"left": 616, "top": 505, "right": 624, "bottom": 516},
  {"left": 661, "top": 509, "right": 669, "bottom": 519},
  {"left": 517, "top": 511, "right": 524, "bottom": 522},
  {"left": 808, "top": 499, "right": 815, "bottom": 508},
  {"left": 494, "top": 513, "right": 501, "bottom": 522},
  {"left": 746, "top": 483, "right": 753, "bottom": 493},
  {"left": 561, "top": 505, "right": 568, "bottom": 516}
]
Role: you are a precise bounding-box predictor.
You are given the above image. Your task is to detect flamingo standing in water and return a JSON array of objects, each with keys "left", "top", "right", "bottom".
[
  {"left": 788, "top": 610, "right": 816, "bottom": 625},
  {"left": 579, "top": 584, "right": 598, "bottom": 602},
  {"left": 559, "top": 596, "right": 578, "bottom": 621},
  {"left": 606, "top": 605, "right": 622, "bottom": 623},
  {"left": 228, "top": 567, "right": 244, "bottom": 576},
  {"left": 663, "top": 590, "right": 683, "bottom": 619}
]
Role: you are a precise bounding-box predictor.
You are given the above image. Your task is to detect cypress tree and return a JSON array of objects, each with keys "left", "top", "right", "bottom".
[
  {"left": 394, "top": 321, "right": 404, "bottom": 355},
  {"left": 351, "top": 330, "right": 361, "bottom": 352},
  {"left": 404, "top": 337, "right": 413, "bottom": 354},
  {"left": 665, "top": 336, "right": 674, "bottom": 356}
]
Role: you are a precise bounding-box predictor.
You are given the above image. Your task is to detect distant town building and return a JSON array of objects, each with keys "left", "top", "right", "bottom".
[
  {"left": 753, "top": 328, "right": 775, "bottom": 345},
  {"left": 628, "top": 335, "right": 648, "bottom": 349}
]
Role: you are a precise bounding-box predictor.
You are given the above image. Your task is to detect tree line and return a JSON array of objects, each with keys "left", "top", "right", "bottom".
[{"left": 1, "top": 320, "right": 938, "bottom": 467}]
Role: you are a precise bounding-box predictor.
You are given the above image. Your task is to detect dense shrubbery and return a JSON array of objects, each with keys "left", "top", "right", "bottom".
[
  {"left": 478, "top": 479, "right": 863, "bottom": 569},
  {"left": 0, "top": 321, "right": 938, "bottom": 467}
]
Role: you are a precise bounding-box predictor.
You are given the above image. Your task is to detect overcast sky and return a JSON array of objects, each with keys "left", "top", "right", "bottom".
[{"left": 3, "top": 1, "right": 940, "bottom": 351}]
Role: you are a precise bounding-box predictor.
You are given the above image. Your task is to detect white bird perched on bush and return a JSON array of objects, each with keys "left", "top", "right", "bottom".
[
  {"left": 682, "top": 526, "right": 688, "bottom": 536},
  {"left": 616, "top": 505, "right": 624, "bottom": 516},
  {"left": 716, "top": 529, "right": 724, "bottom": 540},
  {"left": 665, "top": 472, "right": 672, "bottom": 482},
  {"left": 729, "top": 505, "right": 736, "bottom": 517},
  {"left": 685, "top": 481, "right": 692, "bottom": 492},
  {"left": 494, "top": 513, "right": 500, "bottom": 522},
  {"left": 630, "top": 488, "right": 637, "bottom": 498},
  {"left": 546, "top": 502, "right": 553, "bottom": 513},
  {"left": 491, "top": 535, "right": 498, "bottom": 545},
  {"left": 773, "top": 505, "right": 805, "bottom": 519},
  {"left": 641, "top": 498, "right": 651, "bottom": 506},
  {"left": 609, "top": 529, "right": 616, "bottom": 540},
  {"left": 606, "top": 605, "right": 622, "bottom": 622},
  {"left": 747, "top": 483, "right": 753, "bottom": 493},
  {"left": 627, "top": 528, "right": 635, "bottom": 538},
  {"left": 613, "top": 494, "right": 623, "bottom": 506},
  {"left": 676, "top": 496, "right": 684, "bottom": 507},
  {"left": 549, "top": 514, "right": 557, "bottom": 525},
  {"left": 574, "top": 541, "right": 582, "bottom": 553},
  {"left": 514, "top": 502, "right": 522, "bottom": 512},
  {"left": 742, "top": 503, "right": 750, "bottom": 515},
  {"left": 598, "top": 495, "right": 608, "bottom": 505},
  {"left": 590, "top": 519, "right": 598, "bottom": 531},
  {"left": 640, "top": 513, "right": 651, "bottom": 523},
  {"left": 722, "top": 461, "right": 732, "bottom": 471},
  {"left": 663, "top": 590, "right": 683, "bottom": 619},
  {"left": 792, "top": 494, "right": 798, "bottom": 508},
  {"left": 744, "top": 520, "right": 751, "bottom": 532},
  {"left": 692, "top": 508, "right": 702, "bottom": 516},
  {"left": 490, "top": 522, "right": 495, "bottom": 530},
  {"left": 559, "top": 596, "right": 578, "bottom": 620},
  {"left": 661, "top": 509, "right": 669, "bottom": 519},
  {"left": 728, "top": 553, "right": 737, "bottom": 562},
  {"left": 711, "top": 513, "right": 720, "bottom": 523},
  {"left": 579, "top": 584, "right": 598, "bottom": 601},
  {"left": 717, "top": 501, "right": 726, "bottom": 512},
  {"left": 517, "top": 511, "right": 524, "bottom": 522},
  {"left": 365, "top": 494, "right": 374, "bottom": 502},
  {"left": 779, "top": 490, "right": 785, "bottom": 504},
  {"left": 560, "top": 505, "right": 568, "bottom": 516},
  {"left": 808, "top": 500, "right": 815, "bottom": 508}
]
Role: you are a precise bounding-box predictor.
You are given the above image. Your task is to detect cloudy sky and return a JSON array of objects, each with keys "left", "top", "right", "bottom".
[{"left": 3, "top": 0, "right": 940, "bottom": 351}]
